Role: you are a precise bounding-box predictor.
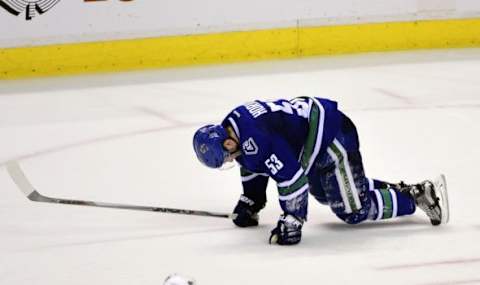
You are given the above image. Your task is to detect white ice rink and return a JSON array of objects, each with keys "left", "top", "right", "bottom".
[{"left": 1, "top": 49, "right": 480, "bottom": 285}]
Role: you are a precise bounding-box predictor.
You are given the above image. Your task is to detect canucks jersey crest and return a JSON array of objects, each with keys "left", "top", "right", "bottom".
[{"left": 242, "top": 137, "right": 258, "bottom": 155}]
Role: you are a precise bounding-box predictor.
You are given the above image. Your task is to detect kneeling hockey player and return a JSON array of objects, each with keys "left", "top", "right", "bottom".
[{"left": 193, "top": 97, "right": 449, "bottom": 245}]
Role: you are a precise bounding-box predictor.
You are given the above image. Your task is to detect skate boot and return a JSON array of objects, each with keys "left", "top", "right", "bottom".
[{"left": 398, "top": 175, "right": 450, "bottom": 226}]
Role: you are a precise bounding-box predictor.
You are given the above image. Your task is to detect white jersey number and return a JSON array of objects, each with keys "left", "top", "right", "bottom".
[
  {"left": 266, "top": 98, "right": 309, "bottom": 118},
  {"left": 265, "top": 154, "right": 284, "bottom": 175}
]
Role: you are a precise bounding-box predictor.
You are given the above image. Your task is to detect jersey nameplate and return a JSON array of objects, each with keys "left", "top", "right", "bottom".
[
  {"left": 242, "top": 137, "right": 258, "bottom": 155},
  {"left": 244, "top": 101, "right": 267, "bottom": 118}
]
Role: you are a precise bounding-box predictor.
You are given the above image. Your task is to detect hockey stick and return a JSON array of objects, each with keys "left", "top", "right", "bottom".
[{"left": 6, "top": 160, "right": 235, "bottom": 219}]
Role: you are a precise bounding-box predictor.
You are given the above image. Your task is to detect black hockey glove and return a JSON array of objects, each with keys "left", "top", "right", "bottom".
[
  {"left": 232, "top": 195, "right": 261, "bottom": 227},
  {"left": 269, "top": 214, "right": 304, "bottom": 245}
]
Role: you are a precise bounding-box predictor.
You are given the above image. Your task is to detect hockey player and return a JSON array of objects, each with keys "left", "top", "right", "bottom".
[{"left": 192, "top": 97, "right": 449, "bottom": 245}]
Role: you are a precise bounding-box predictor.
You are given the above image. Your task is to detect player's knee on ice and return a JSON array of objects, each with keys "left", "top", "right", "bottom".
[
  {"left": 329, "top": 176, "right": 372, "bottom": 225},
  {"left": 334, "top": 204, "right": 371, "bottom": 224},
  {"left": 309, "top": 150, "right": 372, "bottom": 225}
]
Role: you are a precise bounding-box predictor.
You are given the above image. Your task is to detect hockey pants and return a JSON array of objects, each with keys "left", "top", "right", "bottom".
[{"left": 308, "top": 113, "right": 416, "bottom": 224}]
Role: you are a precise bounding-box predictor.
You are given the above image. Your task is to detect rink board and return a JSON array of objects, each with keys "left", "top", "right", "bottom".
[{"left": 1, "top": 17, "right": 480, "bottom": 80}]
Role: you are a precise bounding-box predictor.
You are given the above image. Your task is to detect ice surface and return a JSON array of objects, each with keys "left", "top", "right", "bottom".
[{"left": 1, "top": 49, "right": 479, "bottom": 285}]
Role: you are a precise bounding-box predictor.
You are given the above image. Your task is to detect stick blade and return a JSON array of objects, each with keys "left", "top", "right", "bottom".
[{"left": 6, "top": 160, "right": 36, "bottom": 198}]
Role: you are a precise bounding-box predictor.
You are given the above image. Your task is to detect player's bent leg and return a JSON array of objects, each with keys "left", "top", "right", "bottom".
[
  {"left": 316, "top": 112, "right": 372, "bottom": 224},
  {"left": 317, "top": 112, "right": 448, "bottom": 226},
  {"left": 320, "top": 145, "right": 372, "bottom": 225}
]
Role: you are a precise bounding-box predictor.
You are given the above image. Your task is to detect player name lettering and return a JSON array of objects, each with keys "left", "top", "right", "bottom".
[{"left": 244, "top": 101, "right": 267, "bottom": 118}]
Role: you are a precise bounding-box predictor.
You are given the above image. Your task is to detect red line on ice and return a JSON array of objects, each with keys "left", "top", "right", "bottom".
[
  {"left": 372, "top": 88, "right": 413, "bottom": 105},
  {"left": 0, "top": 122, "right": 199, "bottom": 166},
  {"left": 376, "top": 258, "right": 480, "bottom": 270},
  {"left": 420, "top": 279, "right": 480, "bottom": 285}
]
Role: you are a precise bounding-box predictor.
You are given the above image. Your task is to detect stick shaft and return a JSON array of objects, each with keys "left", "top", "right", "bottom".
[
  {"left": 30, "top": 190, "right": 232, "bottom": 218},
  {"left": 7, "top": 160, "right": 234, "bottom": 219}
]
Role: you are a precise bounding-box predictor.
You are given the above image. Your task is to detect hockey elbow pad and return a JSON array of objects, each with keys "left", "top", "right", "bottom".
[{"left": 232, "top": 195, "right": 260, "bottom": 227}]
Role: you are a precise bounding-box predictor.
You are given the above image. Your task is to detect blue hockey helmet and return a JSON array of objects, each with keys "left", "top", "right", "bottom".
[{"left": 193, "top": 124, "right": 229, "bottom": 168}]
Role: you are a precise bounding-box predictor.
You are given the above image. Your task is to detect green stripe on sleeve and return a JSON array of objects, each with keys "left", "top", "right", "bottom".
[{"left": 278, "top": 175, "right": 308, "bottom": 196}]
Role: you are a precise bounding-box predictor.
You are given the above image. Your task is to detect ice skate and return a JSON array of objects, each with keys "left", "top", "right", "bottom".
[{"left": 398, "top": 175, "right": 450, "bottom": 225}]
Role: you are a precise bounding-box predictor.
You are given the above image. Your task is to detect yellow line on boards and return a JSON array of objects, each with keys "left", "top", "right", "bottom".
[{"left": 1, "top": 17, "right": 480, "bottom": 80}]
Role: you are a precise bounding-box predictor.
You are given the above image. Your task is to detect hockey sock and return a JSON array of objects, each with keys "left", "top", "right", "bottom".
[{"left": 367, "top": 178, "right": 416, "bottom": 221}]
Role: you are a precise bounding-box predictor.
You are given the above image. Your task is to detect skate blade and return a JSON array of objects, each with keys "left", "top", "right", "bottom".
[{"left": 434, "top": 174, "right": 450, "bottom": 224}]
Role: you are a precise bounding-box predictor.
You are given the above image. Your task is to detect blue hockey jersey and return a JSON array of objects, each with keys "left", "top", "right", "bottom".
[{"left": 221, "top": 97, "right": 341, "bottom": 220}]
